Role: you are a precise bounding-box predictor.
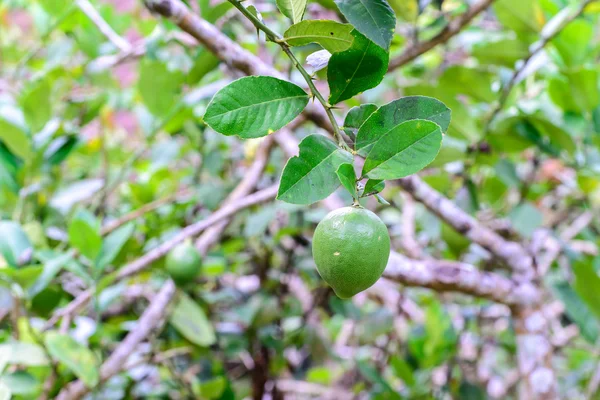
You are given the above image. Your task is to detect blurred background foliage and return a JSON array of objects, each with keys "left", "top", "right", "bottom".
[{"left": 1, "top": 0, "right": 600, "bottom": 399}]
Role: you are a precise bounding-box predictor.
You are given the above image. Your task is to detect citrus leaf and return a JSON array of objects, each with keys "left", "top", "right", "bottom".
[
  {"left": 328, "top": 30, "right": 388, "bottom": 104},
  {"left": 334, "top": 0, "right": 396, "bottom": 50},
  {"left": 336, "top": 163, "right": 357, "bottom": 200},
  {"left": 28, "top": 251, "right": 73, "bottom": 298},
  {"left": 277, "top": 134, "right": 353, "bottom": 205},
  {"left": 361, "top": 119, "right": 443, "bottom": 179},
  {"left": 551, "top": 281, "right": 599, "bottom": 344},
  {"left": 0, "top": 342, "right": 49, "bottom": 367},
  {"left": 20, "top": 78, "right": 52, "bottom": 133},
  {"left": 170, "top": 292, "right": 216, "bottom": 347},
  {"left": 45, "top": 332, "right": 99, "bottom": 388},
  {"left": 356, "top": 96, "right": 450, "bottom": 156},
  {"left": 276, "top": 0, "right": 307, "bottom": 24},
  {"left": 96, "top": 223, "right": 135, "bottom": 273},
  {"left": 138, "top": 59, "right": 183, "bottom": 117},
  {"left": 362, "top": 179, "right": 384, "bottom": 196},
  {"left": 284, "top": 20, "right": 354, "bottom": 53},
  {"left": 204, "top": 76, "right": 309, "bottom": 138},
  {"left": 493, "top": 0, "right": 541, "bottom": 35},
  {"left": 343, "top": 103, "right": 377, "bottom": 140},
  {"left": 0, "top": 105, "right": 31, "bottom": 161},
  {"left": 68, "top": 209, "right": 102, "bottom": 261},
  {"left": 573, "top": 259, "right": 600, "bottom": 321},
  {"left": 0, "top": 221, "right": 32, "bottom": 267}
]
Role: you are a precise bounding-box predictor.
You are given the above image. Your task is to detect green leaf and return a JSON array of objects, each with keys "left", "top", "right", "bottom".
[
  {"left": 45, "top": 332, "right": 99, "bottom": 388},
  {"left": 284, "top": 20, "right": 354, "bottom": 53},
  {"left": 552, "top": 19, "right": 592, "bottom": 67},
  {"left": 328, "top": 30, "right": 389, "bottom": 104},
  {"left": 276, "top": 0, "right": 307, "bottom": 24},
  {"left": 187, "top": 49, "right": 220, "bottom": 84},
  {"left": 68, "top": 209, "right": 102, "bottom": 261},
  {"left": 170, "top": 292, "right": 217, "bottom": 347},
  {"left": 355, "top": 96, "right": 450, "bottom": 155},
  {"left": 0, "top": 342, "right": 49, "bottom": 367},
  {"left": 45, "top": 135, "right": 79, "bottom": 166},
  {"left": 277, "top": 134, "right": 353, "bottom": 204},
  {"left": 336, "top": 163, "right": 357, "bottom": 200},
  {"left": 551, "top": 282, "right": 599, "bottom": 344},
  {"left": 343, "top": 103, "right": 377, "bottom": 140},
  {"left": 362, "top": 179, "right": 384, "bottom": 196},
  {"left": 493, "top": 0, "right": 541, "bottom": 35},
  {"left": 198, "top": 376, "right": 227, "bottom": 399},
  {"left": 508, "top": 203, "right": 543, "bottom": 238},
  {"left": 28, "top": 252, "right": 73, "bottom": 298},
  {"left": 549, "top": 68, "right": 599, "bottom": 113},
  {"left": 95, "top": 223, "right": 135, "bottom": 272},
  {"left": 0, "top": 221, "right": 32, "bottom": 267},
  {"left": 573, "top": 259, "right": 600, "bottom": 321},
  {"left": 20, "top": 78, "right": 52, "bottom": 133},
  {"left": 361, "top": 119, "right": 442, "bottom": 179},
  {"left": 204, "top": 76, "right": 308, "bottom": 138},
  {"left": 0, "top": 105, "right": 31, "bottom": 161},
  {"left": 138, "top": 59, "right": 183, "bottom": 117},
  {"left": 390, "top": 355, "right": 415, "bottom": 387},
  {"left": 438, "top": 66, "right": 495, "bottom": 103},
  {"left": 472, "top": 38, "right": 528, "bottom": 67},
  {"left": 334, "top": 0, "right": 396, "bottom": 50},
  {"left": 0, "top": 267, "right": 43, "bottom": 289},
  {"left": 0, "top": 371, "right": 38, "bottom": 397}
]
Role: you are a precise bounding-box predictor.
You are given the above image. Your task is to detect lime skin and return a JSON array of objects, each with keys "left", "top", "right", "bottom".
[
  {"left": 165, "top": 242, "right": 202, "bottom": 285},
  {"left": 312, "top": 206, "right": 391, "bottom": 298}
]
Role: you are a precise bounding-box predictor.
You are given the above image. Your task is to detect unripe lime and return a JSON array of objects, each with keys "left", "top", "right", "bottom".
[
  {"left": 165, "top": 242, "right": 202, "bottom": 284},
  {"left": 312, "top": 206, "right": 390, "bottom": 298}
]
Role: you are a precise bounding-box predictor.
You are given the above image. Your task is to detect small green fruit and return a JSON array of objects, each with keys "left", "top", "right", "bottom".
[
  {"left": 312, "top": 206, "right": 391, "bottom": 298},
  {"left": 165, "top": 242, "right": 202, "bottom": 284}
]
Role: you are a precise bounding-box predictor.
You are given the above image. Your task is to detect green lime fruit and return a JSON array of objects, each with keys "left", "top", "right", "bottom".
[
  {"left": 312, "top": 206, "right": 391, "bottom": 299},
  {"left": 165, "top": 242, "right": 202, "bottom": 284}
]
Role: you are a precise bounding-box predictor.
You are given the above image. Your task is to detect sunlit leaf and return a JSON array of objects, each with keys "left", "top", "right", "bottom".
[
  {"left": 277, "top": 134, "right": 353, "bottom": 204},
  {"left": 204, "top": 76, "right": 308, "bottom": 138}
]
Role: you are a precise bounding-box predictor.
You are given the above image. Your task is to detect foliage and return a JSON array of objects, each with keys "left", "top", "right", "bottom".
[{"left": 0, "top": 0, "right": 600, "bottom": 398}]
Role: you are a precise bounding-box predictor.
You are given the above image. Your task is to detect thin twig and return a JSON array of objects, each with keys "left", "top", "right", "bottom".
[{"left": 76, "top": 0, "right": 131, "bottom": 52}]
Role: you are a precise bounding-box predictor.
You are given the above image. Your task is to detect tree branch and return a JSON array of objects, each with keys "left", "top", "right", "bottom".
[
  {"left": 76, "top": 0, "right": 131, "bottom": 52},
  {"left": 388, "top": 0, "right": 496, "bottom": 71},
  {"left": 383, "top": 252, "right": 538, "bottom": 307},
  {"left": 398, "top": 176, "right": 535, "bottom": 280}
]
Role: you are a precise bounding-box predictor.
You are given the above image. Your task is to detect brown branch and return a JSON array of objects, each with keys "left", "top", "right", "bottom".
[
  {"left": 399, "top": 192, "right": 426, "bottom": 259},
  {"left": 398, "top": 176, "right": 535, "bottom": 280},
  {"left": 55, "top": 280, "right": 176, "bottom": 400},
  {"left": 383, "top": 252, "right": 538, "bottom": 307},
  {"left": 388, "top": 0, "right": 496, "bottom": 71}
]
